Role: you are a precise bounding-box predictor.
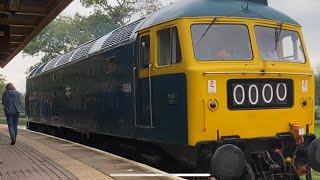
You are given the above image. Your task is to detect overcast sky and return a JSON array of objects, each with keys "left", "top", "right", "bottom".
[{"left": 0, "top": 0, "right": 319, "bottom": 93}]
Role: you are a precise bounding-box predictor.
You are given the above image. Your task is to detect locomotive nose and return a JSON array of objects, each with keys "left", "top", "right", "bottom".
[
  {"left": 308, "top": 138, "right": 320, "bottom": 172},
  {"left": 211, "top": 144, "right": 245, "bottom": 179}
]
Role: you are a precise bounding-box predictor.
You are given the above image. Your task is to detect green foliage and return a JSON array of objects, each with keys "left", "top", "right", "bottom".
[
  {"left": 316, "top": 72, "right": 320, "bottom": 105},
  {"left": 26, "top": 62, "right": 42, "bottom": 75},
  {"left": 0, "top": 74, "right": 6, "bottom": 118},
  {"left": 24, "top": 16, "right": 72, "bottom": 60},
  {"left": 20, "top": 94, "right": 25, "bottom": 114},
  {"left": 313, "top": 124, "right": 320, "bottom": 178},
  {"left": 80, "top": 0, "right": 162, "bottom": 25},
  {"left": 23, "top": 0, "right": 162, "bottom": 73},
  {"left": 312, "top": 170, "right": 320, "bottom": 179},
  {"left": 79, "top": 12, "right": 119, "bottom": 38},
  {"left": 0, "top": 116, "right": 28, "bottom": 126},
  {"left": 316, "top": 105, "right": 320, "bottom": 120},
  {"left": 23, "top": 13, "right": 119, "bottom": 73},
  {"left": 0, "top": 74, "right": 6, "bottom": 95},
  {"left": 315, "top": 124, "right": 320, "bottom": 138}
]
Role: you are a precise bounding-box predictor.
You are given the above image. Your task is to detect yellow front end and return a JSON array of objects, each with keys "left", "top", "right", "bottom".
[{"left": 179, "top": 18, "right": 314, "bottom": 146}]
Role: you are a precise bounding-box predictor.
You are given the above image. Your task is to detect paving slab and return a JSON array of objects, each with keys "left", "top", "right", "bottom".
[{"left": 0, "top": 126, "right": 183, "bottom": 180}]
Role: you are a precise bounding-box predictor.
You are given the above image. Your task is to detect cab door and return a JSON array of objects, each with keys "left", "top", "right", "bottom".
[{"left": 134, "top": 32, "right": 154, "bottom": 128}]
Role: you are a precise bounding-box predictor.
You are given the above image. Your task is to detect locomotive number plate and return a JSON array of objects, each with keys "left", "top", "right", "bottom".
[{"left": 227, "top": 79, "right": 293, "bottom": 110}]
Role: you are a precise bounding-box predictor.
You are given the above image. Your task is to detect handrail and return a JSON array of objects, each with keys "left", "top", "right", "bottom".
[
  {"left": 148, "top": 64, "right": 153, "bottom": 127},
  {"left": 133, "top": 67, "right": 137, "bottom": 127}
]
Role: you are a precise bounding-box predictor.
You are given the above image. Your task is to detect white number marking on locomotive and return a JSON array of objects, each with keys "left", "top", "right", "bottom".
[
  {"left": 233, "top": 85, "right": 245, "bottom": 105},
  {"left": 262, "top": 84, "right": 273, "bottom": 104},
  {"left": 122, "top": 84, "right": 132, "bottom": 93},
  {"left": 208, "top": 80, "right": 216, "bottom": 94},
  {"left": 276, "top": 83, "right": 287, "bottom": 101},
  {"left": 248, "top": 85, "right": 259, "bottom": 105},
  {"left": 232, "top": 83, "right": 289, "bottom": 106}
]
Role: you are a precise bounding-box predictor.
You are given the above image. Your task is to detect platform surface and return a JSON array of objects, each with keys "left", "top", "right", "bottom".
[{"left": 0, "top": 126, "right": 182, "bottom": 180}]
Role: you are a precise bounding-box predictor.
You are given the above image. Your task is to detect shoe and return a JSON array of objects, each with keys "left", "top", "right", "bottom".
[{"left": 10, "top": 139, "right": 15, "bottom": 145}]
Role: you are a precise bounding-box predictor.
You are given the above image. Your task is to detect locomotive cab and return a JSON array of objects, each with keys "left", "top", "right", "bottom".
[
  {"left": 184, "top": 17, "right": 320, "bottom": 179},
  {"left": 137, "top": 13, "right": 320, "bottom": 178},
  {"left": 138, "top": 0, "right": 320, "bottom": 175},
  {"left": 185, "top": 17, "right": 314, "bottom": 141}
]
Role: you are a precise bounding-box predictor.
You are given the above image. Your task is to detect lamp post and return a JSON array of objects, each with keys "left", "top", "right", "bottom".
[{"left": 5, "top": 0, "right": 21, "bottom": 14}]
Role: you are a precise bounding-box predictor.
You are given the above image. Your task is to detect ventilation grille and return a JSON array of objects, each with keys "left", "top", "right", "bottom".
[
  {"left": 56, "top": 50, "right": 75, "bottom": 67},
  {"left": 71, "top": 41, "right": 96, "bottom": 62},
  {"left": 28, "top": 66, "right": 39, "bottom": 78},
  {"left": 33, "top": 64, "right": 47, "bottom": 76},
  {"left": 29, "top": 19, "right": 144, "bottom": 77},
  {"left": 101, "top": 20, "right": 142, "bottom": 50},
  {"left": 43, "top": 56, "right": 61, "bottom": 72}
]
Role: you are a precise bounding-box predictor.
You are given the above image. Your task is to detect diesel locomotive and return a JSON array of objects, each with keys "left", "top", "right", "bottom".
[{"left": 26, "top": 0, "right": 320, "bottom": 179}]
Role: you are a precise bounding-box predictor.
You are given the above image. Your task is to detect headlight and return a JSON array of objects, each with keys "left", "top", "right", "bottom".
[
  {"left": 208, "top": 100, "right": 218, "bottom": 111},
  {"left": 301, "top": 98, "right": 308, "bottom": 108}
]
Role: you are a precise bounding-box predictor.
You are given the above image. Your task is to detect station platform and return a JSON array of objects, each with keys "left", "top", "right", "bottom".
[{"left": 0, "top": 126, "right": 183, "bottom": 180}]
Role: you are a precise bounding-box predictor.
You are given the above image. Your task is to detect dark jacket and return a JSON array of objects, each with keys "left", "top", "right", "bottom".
[{"left": 2, "top": 90, "right": 21, "bottom": 114}]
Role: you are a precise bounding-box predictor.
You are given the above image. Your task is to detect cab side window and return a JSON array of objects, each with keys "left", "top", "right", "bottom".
[
  {"left": 140, "top": 35, "right": 150, "bottom": 69},
  {"left": 158, "top": 27, "right": 182, "bottom": 66}
]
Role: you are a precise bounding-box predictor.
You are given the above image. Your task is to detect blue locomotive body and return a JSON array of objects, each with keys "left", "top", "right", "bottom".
[{"left": 27, "top": 34, "right": 188, "bottom": 145}]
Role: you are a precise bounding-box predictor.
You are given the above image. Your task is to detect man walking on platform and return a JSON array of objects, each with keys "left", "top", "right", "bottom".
[{"left": 2, "top": 83, "right": 21, "bottom": 145}]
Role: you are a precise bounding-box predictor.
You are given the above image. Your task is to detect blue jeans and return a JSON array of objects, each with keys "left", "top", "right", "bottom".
[{"left": 5, "top": 113, "right": 19, "bottom": 141}]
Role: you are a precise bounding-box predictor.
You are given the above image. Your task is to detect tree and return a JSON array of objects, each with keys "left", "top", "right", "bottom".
[
  {"left": 0, "top": 74, "right": 6, "bottom": 118},
  {"left": 0, "top": 74, "right": 6, "bottom": 95},
  {"left": 24, "top": 16, "right": 74, "bottom": 63},
  {"left": 24, "top": 0, "right": 162, "bottom": 73},
  {"left": 80, "top": 0, "right": 162, "bottom": 26},
  {"left": 315, "top": 66, "right": 320, "bottom": 105},
  {"left": 23, "top": 13, "right": 119, "bottom": 73}
]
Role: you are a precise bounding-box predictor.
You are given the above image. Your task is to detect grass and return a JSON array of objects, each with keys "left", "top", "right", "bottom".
[
  {"left": 313, "top": 125, "right": 320, "bottom": 180},
  {"left": 313, "top": 123, "right": 320, "bottom": 178},
  {"left": 315, "top": 105, "right": 320, "bottom": 120},
  {"left": 312, "top": 171, "right": 320, "bottom": 180},
  {"left": 315, "top": 124, "right": 320, "bottom": 138},
  {"left": 0, "top": 116, "right": 28, "bottom": 126}
]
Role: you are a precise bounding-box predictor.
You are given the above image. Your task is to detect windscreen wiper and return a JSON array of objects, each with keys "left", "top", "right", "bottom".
[
  {"left": 274, "top": 22, "right": 283, "bottom": 50},
  {"left": 196, "top": 17, "right": 219, "bottom": 46}
]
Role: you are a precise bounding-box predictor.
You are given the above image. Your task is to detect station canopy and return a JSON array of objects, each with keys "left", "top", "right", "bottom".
[{"left": 0, "top": 0, "right": 72, "bottom": 67}]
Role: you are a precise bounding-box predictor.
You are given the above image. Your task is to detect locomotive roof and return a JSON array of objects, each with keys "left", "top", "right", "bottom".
[
  {"left": 139, "top": 0, "right": 299, "bottom": 29},
  {"left": 28, "top": 0, "right": 300, "bottom": 78}
]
